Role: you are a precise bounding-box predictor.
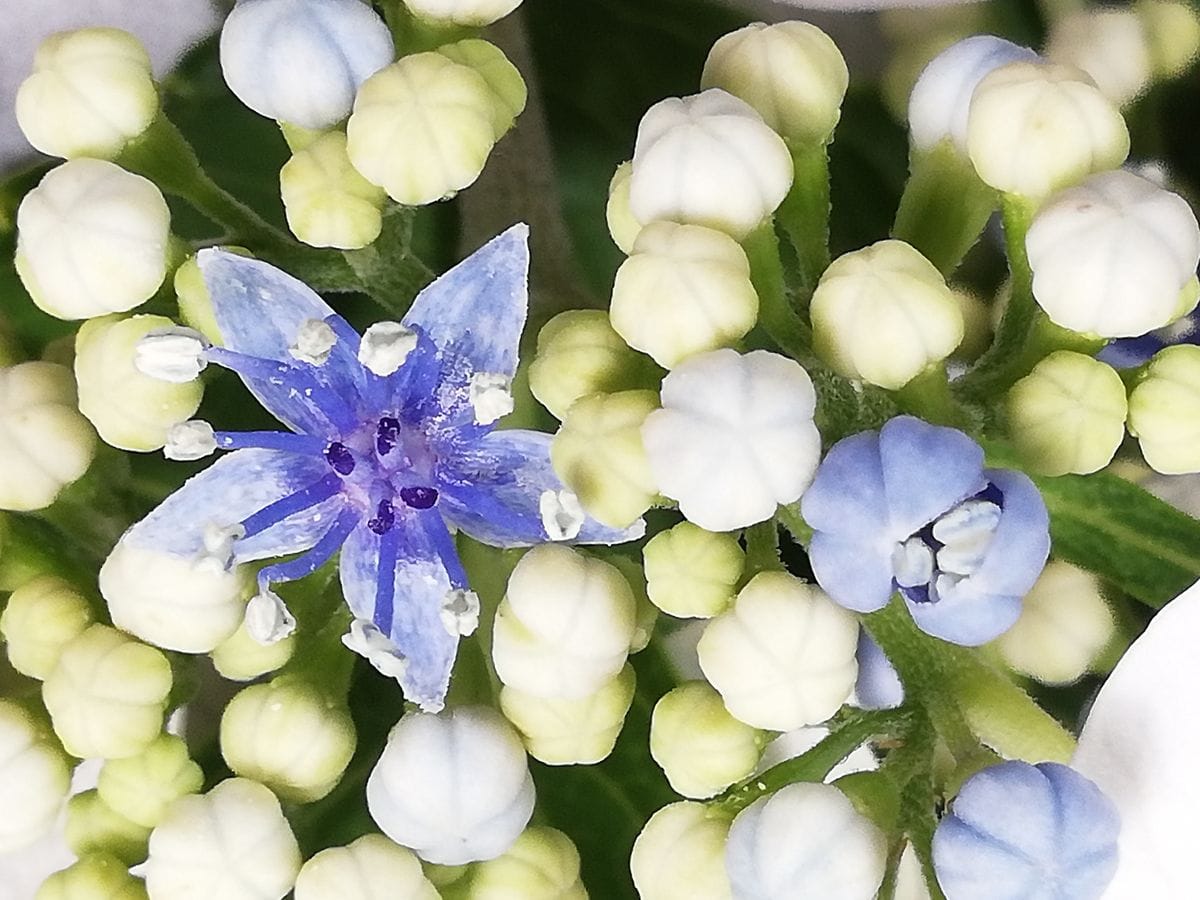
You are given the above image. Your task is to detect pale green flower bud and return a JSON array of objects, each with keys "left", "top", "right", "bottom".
[
  {"left": 630, "top": 801, "right": 733, "bottom": 900},
  {"left": 436, "top": 40, "right": 527, "bottom": 139},
  {"left": 1046, "top": 9, "right": 1153, "bottom": 106},
  {"left": 144, "top": 778, "right": 302, "bottom": 900},
  {"left": 609, "top": 554, "right": 658, "bottom": 654},
  {"left": 1138, "top": 0, "right": 1200, "bottom": 78},
  {"left": 499, "top": 663, "right": 635, "bottom": 765},
  {"left": 650, "top": 682, "right": 764, "bottom": 799},
  {"left": 0, "top": 362, "right": 96, "bottom": 512},
  {"left": 643, "top": 522, "right": 744, "bottom": 619},
  {"left": 811, "top": 240, "right": 963, "bottom": 390},
  {"left": 35, "top": 853, "right": 148, "bottom": 900},
  {"left": 606, "top": 162, "right": 642, "bottom": 254},
  {"left": 220, "top": 678, "right": 356, "bottom": 804},
  {"left": 210, "top": 617, "right": 296, "bottom": 681},
  {"left": 1128, "top": 345, "right": 1200, "bottom": 473},
  {"left": 610, "top": 222, "right": 759, "bottom": 369},
  {"left": 65, "top": 789, "right": 151, "bottom": 866},
  {"left": 0, "top": 700, "right": 71, "bottom": 852},
  {"left": 701, "top": 22, "right": 848, "bottom": 146},
  {"left": 347, "top": 54, "right": 497, "bottom": 206},
  {"left": 550, "top": 390, "right": 658, "bottom": 529},
  {"left": 97, "top": 734, "right": 203, "bottom": 829},
  {"left": 173, "top": 249, "right": 252, "bottom": 345},
  {"left": 402, "top": 0, "right": 521, "bottom": 27},
  {"left": 280, "top": 132, "right": 387, "bottom": 250},
  {"left": 16, "top": 28, "right": 158, "bottom": 160},
  {"left": 42, "top": 624, "right": 172, "bottom": 759},
  {"left": 294, "top": 834, "right": 438, "bottom": 900},
  {"left": 16, "top": 160, "right": 171, "bottom": 320},
  {"left": 454, "top": 826, "right": 586, "bottom": 900},
  {"left": 0, "top": 575, "right": 93, "bottom": 679},
  {"left": 1007, "top": 351, "right": 1127, "bottom": 476}
]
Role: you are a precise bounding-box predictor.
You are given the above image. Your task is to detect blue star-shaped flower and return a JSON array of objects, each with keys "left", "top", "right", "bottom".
[{"left": 103, "top": 225, "right": 640, "bottom": 710}]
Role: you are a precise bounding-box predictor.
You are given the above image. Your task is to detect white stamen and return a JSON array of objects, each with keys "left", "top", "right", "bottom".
[
  {"left": 134, "top": 327, "right": 208, "bottom": 383},
  {"left": 469, "top": 372, "right": 514, "bottom": 425},
  {"left": 288, "top": 318, "right": 337, "bottom": 365},
  {"left": 164, "top": 420, "right": 217, "bottom": 461},
  {"left": 244, "top": 589, "right": 296, "bottom": 645},
  {"left": 892, "top": 537, "right": 935, "bottom": 588},
  {"left": 539, "top": 489, "right": 584, "bottom": 541},
  {"left": 932, "top": 499, "right": 1002, "bottom": 576},
  {"left": 440, "top": 589, "right": 480, "bottom": 637},
  {"left": 342, "top": 618, "right": 408, "bottom": 680},
  {"left": 202, "top": 521, "right": 245, "bottom": 569},
  {"left": 932, "top": 572, "right": 965, "bottom": 604},
  {"left": 358, "top": 322, "right": 417, "bottom": 376}
]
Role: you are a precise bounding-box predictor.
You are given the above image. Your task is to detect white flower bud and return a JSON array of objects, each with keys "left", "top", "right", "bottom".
[
  {"left": 16, "top": 160, "right": 171, "bottom": 320},
  {"left": 0, "top": 575, "right": 93, "bottom": 680},
  {"left": 629, "top": 90, "right": 793, "bottom": 240},
  {"left": 402, "top": 0, "right": 521, "bottom": 27},
  {"left": 697, "top": 571, "right": 858, "bottom": 731},
  {"left": 1046, "top": 9, "right": 1153, "bottom": 106},
  {"left": 1128, "top": 345, "right": 1200, "bottom": 473},
  {"left": 436, "top": 40, "right": 527, "bottom": 139},
  {"left": 994, "top": 561, "right": 1114, "bottom": 685},
  {"left": 97, "top": 734, "right": 204, "bottom": 829},
  {"left": 366, "top": 706, "right": 535, "bottom": 865},
  {"left": 701, "top": 21, "right": 849, "bottom": 146},
  {"left": 643, "top": 522, "right": 745, "bottom": 619},
  {"left": 606, "top": 162, "right": 643, "bottom": 254},
  {"left": 492, "top": 545, "right": 636, "bottom": 699},
  {"left": 1139, "top": 0, "right": 1200, "bottom": 78},
  {"left": 650, "top": 682, "right": 764, "bottom": 799},
  {"left": 35, "top": 853, "right": 148, "bottom": 900},
  {"left": 1006, "top": 351, "right": 1127, "bottom": 476},
  {"left": 16, "top": 28, "right": 158, "bottom": 160},
  {"left": 347, "top": 54, "right": 497, "bottom": 206},
  {"left": 811, "top": 239, "right": 963, "bottom": 390},
  {"left": 145, "top": 777, "right": 301, "bottom": 900},
  {"left": 42, "top": 624, "right": 172, "bottom": 759},
  {"left": 0, "top": 362, "right": 96, "bottom": 511},
  {"left": 220, "top": 0, "right": 394, "bottom": 129},
  {"left": 630, "top": 801, "right": 733, "bottom": 900},
  {"left": 725, "top": 782, "right": 887, "bottom": 900},
  {"left": 210, "top": 617, "right": 296, "bottom": 681},
  {"left": 0, "top": 701, "right": 71, "bottom": 852},
  {"left": 499, "top": 663, "right": 635, "bottom": 765},
  {"left": 280, "top": 131, "right": 387, "bottom": 250},
  {"left": 294, "top": 834, "right": 438, "bottom": 900},
  {"left": 459, "top": 826, "right": 586, "bottom": 900},
  {"left": 1026, "top": 170, "right": 1200, "bottom": 337},
  {"left": 642, "top": 349, "right": 820, "bottom": 532},
  {"left": 966, "top": 61, "right": 1130, "bottom": 199},
  {"left": 65, "top": 789, "right": 151, "bottom": 865},
  {"left": 610, "top": 222, "right": 759, "bottom": 369}
]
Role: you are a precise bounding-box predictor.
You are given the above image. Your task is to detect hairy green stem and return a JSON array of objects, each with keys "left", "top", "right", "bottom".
[{"left": 776, "top": 142, "right": 832, "bottom": 298}]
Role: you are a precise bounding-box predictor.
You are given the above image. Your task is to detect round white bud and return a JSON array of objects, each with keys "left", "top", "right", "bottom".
[
  {"left": 34, "top": 853, "right": 148, "bottom": 900},
  {"left": 458, "top": 826, "right": 586, "bottom": 900},
  {"left": 630, "top": 801, "right": 733, "bottom": 900},
  {"left": 0, "top": 361, "right": 96, "bottom": 511},
  {"left": 0, "top": 701, "right": 71, "bottom": 852},
  {"left": 606, "top": 162, "right": 643, "bottom": 254},
  {"left": 629, "top": 90, "right": 793, "bottom": 241},
  {"left": 210, "top": 617, "right": 296, "bottom": 681},
  {"left": 144, "top": 777, "right": 302, "bottom": 900},
  {"left": 1006, "top": 351, "right": 1127, "bottom": 476},
  {"left": 643, "top": 522, "right": 745, "bottom": 619},
  {"left": 1046, "top": 9, "right": 1153, "bottom": 106},
  {"left": 366, "top": 706, "right": 535, "bottom": 865},
  {"left": 697, "top": 571, "right": 859, "bottom": 731},
  {"left": 0, "top": 575, "right": 93, "bottom": 680},
  {"left": 402, "top": 0, "right": 521, "bottom": 27},
  {"left": 1128, "top": 345, "right": 1200, "bottom": 473},
  {"left": 1139, "top": 0, "right": 1200, "bottom": 78},
  {"left": 16, "top": 28, "right": 158, "bottom": 160},
  {"left": 220, "top": 0, "right": 394, "bottom": 129},
  {"left": 280, "top": 131, "right": 387, "bottom": 250},
  {"left": 1026, "top": 169, "right": 1200, "bottom": 338},
  {"left": 436, "top": 40, "right": 527, "bottom": 139},
  {"left": 294, "top": 834, "right": 438, "bottom": 900},
  {"left": 97, "top": 734, "right": 204, "bottom": 829},
  {"left": 65, "top": 789, "right": 151, "bottom": 866}
]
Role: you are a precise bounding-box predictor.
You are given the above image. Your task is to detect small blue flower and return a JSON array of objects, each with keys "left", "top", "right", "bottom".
[
  {"left": 800, "top": 415, "right": 1049, "bottom": 645},
  {"left": 932, "top": 760, "right": 1120, "bottom": 900},
  {"left": 112, "top": 225, "right": 640, "bottom": 711}
]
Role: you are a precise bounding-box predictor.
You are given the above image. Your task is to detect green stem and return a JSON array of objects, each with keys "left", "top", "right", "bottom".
[
  {"left": 892, "top": 366, "right": 978, "bottom": 433},
  {"left": 742, "top": 521, "right": 781, "bottom": 578},
  {"left": 776, "top": 141, "right": 832, "bottom": 298},
  {"left": 775, "top": 503, "right": 813, "bottom": 546},
  {"left": 743, "top": 222, "right": 818, "bottom": 368}
]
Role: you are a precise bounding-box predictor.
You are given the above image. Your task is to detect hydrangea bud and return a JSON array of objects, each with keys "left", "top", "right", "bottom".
[
  {"left": 0, "top": 575, "right": 93, "bottom": 679},
  {"left": 0, "top": 701, "right": 71, "bottom": 852},
  {"left": 35, "top": 853, "right": 148, "bottom": 900},
  {"left": 606, "top": 162, "right": 642, "bottom": 254},
  {"left": 966, "top": 61, "right": 1130, "bottom": 199},
  {"left": 1046, "top": 9, "right": 1153, "bottom": 106},
  {"left": 1139, "top": 0, "right": 1200, "bottom": 78},
  {"left": 219, "top": 0, "right": 394, "bottom": 129},
  {"left": 701, "top": 21, "right": 849, "bottom": 146},
  {"left": 650, "top": 682, "right": 764, "bottom": 799},
  {"left": 609, "top": 222, "right": 759, "bottom": 369},
  {"left": 492, "top": 545, "right": 637, "bottom": 699},
  {"left": 456, "top": 826, "right": 586, "bottom": 899},
  {"left": 220, "top": 678, "right": 356, "bottom": 803},
  {"left": 65, "top": 789, "right": 151, "bottom": 866},
  {"left": 436, "top": 40, "right": 527, "bottom": 139},
  {"left": 42, "top": 624, "right": 172, "bottom": 759},
  {"left": 1026, "top": 170, "right": 1200, "bottom": 338},
  {"left": 294, "top": 834, "right": 438, "bottom": 900},
  {"left": 144, "top": 778, "right": 302, "bottom": 900},
  {"left": 1128, "top": 345, "right": 1200, "bottom": 473},
  {"left": 697, "top": 571, "right": 859, "bottom": 731},
  {"left": 280, "top": 132, "right": 387, "bottom": 250},
  {"left": 643, "top": 522, "right": 745, "bottom": 618},
  {"left": 347, "top": 53, "right": 497, "bottom": 206},
  {"left": 630, "top": 801, "right": 733, "bottom": 900},
  {"left": 97, "top": 734, "right": 204, "bottom": 829},
  {"left": 366, "top": 706, "right": 535, "bottom": 865},
  {"left": 15, "top": 28, "right": 158, "bottom": 160},
  {"left": 402, "top": 0, "right": 521, "bottom": 27},
  {"left": 499, "top": 663, "right": 635, "bottom": 765},
  {"left": 16, "top": 160, "right": 171, "bottom": 320},
  {"left": 550, "top": 390, "right": 659, "bottom": 528},
  {"left": 0, "top": 362, "right": 96, "bottom": 511},
  {"left": 629, "top": 90, "right": 793, "bottom": 240},
  {"left": 210, "top": 618, "right": 296, "bottom": 681}
]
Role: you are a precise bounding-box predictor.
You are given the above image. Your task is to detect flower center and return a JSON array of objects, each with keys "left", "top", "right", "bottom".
[{"left": 892, "top": 494, "right": 1003, "bottom": 604}]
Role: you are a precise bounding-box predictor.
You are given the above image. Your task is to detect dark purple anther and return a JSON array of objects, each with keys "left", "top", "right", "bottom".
[
  {"left": 324, "top": 441, "right": 355, "bottom": 476},
  {"left": 399, "top": 486, "right": 439, "bottom": 510},
  {"left": 367, "top": 498, "right": 396, "bottom": 535},
  {"left": 376, "top": 417, "right": 401, "bottom": 455}
]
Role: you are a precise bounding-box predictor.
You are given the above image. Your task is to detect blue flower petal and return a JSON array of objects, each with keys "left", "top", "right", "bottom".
[
  {"left": 800, "top": 430, "right": 889, "bottom": 539},
  {"left": 809, "top": 532, "right": 894, "bottom": 613},
  {"left": 906, "top": 584, "right": 1023, "bottom": 647},
  {"left": 969, "top": 469, "right": 1050, "bottom": 599},
  {"left": 879, "top": 416, "right": 985, "bottom": 538},
  {"left": 855, "top": 631, "right": 904, "bottom": 709}
]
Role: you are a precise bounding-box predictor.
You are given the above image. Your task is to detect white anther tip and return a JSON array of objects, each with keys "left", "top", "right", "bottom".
[
  {"left": 469, "top": 372, "right": 514, "bottom": 425},
  {"left": 244, "top": 589, "right": 296, "bottom": 645},
  {"left": 358, "top": 322, "right": 417, "bottom": 377},
  {"left": 440, "top": 589, "right": 481, "bottom": 637},
  {"left": 539, "top": 489, "right": 585, "bottom": 542},
  {"left": 164, "top": 420, "right": 217, "bottom": 461},
  {"left": 134, "top": 327, "right": 208, "bottom": 383},
  {"left": 289, "top": 318, "right": 338, "bottom": 366}
]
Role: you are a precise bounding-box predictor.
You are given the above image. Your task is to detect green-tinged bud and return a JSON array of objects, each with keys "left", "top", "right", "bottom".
[
  {"left": 499, "top": 663, "right": 635, "bottom": 765},
  {"left": 643, "top": 522, "right": 745, "bottom": 619},
  {"left": 280, "top": 132, "right": 387, "bottom": 250},
  {"left": 630, "top": 801, "right": 733, "bottom": 900},
  {"left": 610, "top": 222, "right": 759, "bottom": 369},
  {"left": 448, "top": 826, "right": 586, "bottom": 900},
  {"left": 42, "top": 624, "right": 172, "bottom": 759},
  {"left": 97, "top": 734, "right": 203, "bottom": 829},
  {"left": 294, "top": 834, "right": 438, "bottom": 900},
  {"left": 650, "top": 682, "right": 764, "bottom": 799},
  {"left": 0, "top": 700, "right": 71, "bottom": 852},
  {"left": 220, "top": 677, "right": 356, "bottom": 803},
  {"left": 0, "top": 575, "right": 93, "bottom": 679},
  {"left": 209, "top": 617, "right": 295, "bottom": 681},
  {"left": 550, "top": 390, "right": 659, "bottom": 529},
  {"left": 1138, "top": 0, "right": 1200, "bottom": 78},
  {"left": 811, "top": 240, "right": 962, "bottom": 390},
  {"left": 994, "top": 561, "right": 1115, "bottom": 685},
  {"left": 402, "top": 0, "right": 521, "bottom": 28},
  {"left": 173, "top": 248, "right": 252, "bottom": 344},
  {"left": 436, "top": 40, "right": 527, "bottom": 139},
  {"left": 65, "top": 789, "right": 151, "bottom": 866},
  {"left": 1006, "top": 351, "right": 1127, "bottom": 476},
  {"left": 609, "top": 555, "right": 658, "bottom": 654},
  {"left": 35, "top": 853, "right": 148, "bottom": 900},
  {"left": 605, "top": 162, "right": 642, "bottom": 254},
  {"left": 1046, "top": 9, "right": 1153, "bottom": 106},
  {"left": 1128, "top": 345, "right": 1200, "bottom": 473}
]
